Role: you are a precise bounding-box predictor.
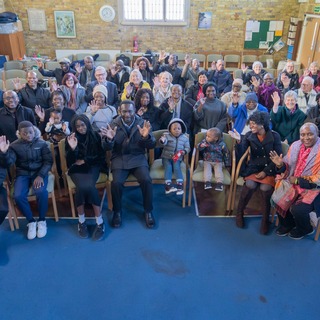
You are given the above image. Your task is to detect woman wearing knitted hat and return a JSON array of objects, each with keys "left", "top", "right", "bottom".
[
  {"left": 85, "top": 84, "right": 117, "bottom": 132},
  {"left": 0, "top": 121, "right": 53, "bottom": 240}
]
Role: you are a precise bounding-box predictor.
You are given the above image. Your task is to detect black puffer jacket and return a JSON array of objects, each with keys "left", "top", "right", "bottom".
[{"left": 0, "top": 127, "right": 53, "bottom": 178}]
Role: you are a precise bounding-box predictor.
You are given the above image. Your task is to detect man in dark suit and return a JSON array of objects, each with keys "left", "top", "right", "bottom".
[
  {"left": 102, "top": 100, "right": 156, "bottom": 229},
  {"left": 85, "top": 66, "right": 119, "bottom": 108},
  {"left": 158, "top": 84, "right": 194, "bottom": 134},
  {"left": 75, "top": 55, "right": 97, "bottom": 87},
  {"left": 0, "top": 90, "right": 36, "bottom": 142}
]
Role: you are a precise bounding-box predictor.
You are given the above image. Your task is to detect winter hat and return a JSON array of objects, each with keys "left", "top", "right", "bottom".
[
  {"left": 245, "top": 92, "right": 258, "bottom": 103},
  {"left": 18, "top": 121, "right": 33, "bottom": 130},
  {"left": 59, "top": 57, "right": 71, "bottom": 64},
  {"left": 93, "top": 84, "right": 108, "bottom": 101}
]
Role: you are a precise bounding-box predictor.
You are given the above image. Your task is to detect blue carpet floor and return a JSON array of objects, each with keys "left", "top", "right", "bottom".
[{"left": 1, "top": 185, "right": 320, "bottom": 320}]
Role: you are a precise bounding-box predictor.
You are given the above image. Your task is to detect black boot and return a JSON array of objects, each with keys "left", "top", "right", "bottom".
[
  {"left": 260, "top": 189, "right": 274, "bottom": 235},
  {"left": 236, "top": 185, "right": 255, "bottom": 228}
]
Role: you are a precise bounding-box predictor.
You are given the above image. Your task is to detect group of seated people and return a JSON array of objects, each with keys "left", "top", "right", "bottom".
[{"left": 0, "top": 53, "right": 319, "bottom": 242}]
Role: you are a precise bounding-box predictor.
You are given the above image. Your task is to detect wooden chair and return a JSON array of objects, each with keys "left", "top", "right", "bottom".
[
  {"left": 8, "top": 152, "right": 59, "bottom": 228},
  {"left": 4, "top": 61, "right": 23, "bottom": 70},
  {"left": 73, "top": 53, "right": 93, "bottom": 61},
  {"left": 5, "top": 78, "right": 27, "bottom": 91},
  {"left": 44, "top": 61, "right": 61, "bottom": 70},
  {"left": 230, "top": 141, "right": 289, "bottom": 216},
  {"left": 148, "top": 130, "right": 189, "bottom": 208},
  {"left": 206, "top": 54, "right": 223, "bottom": 69},
  {"left": 241, "top": 55, "right": 258, "bottom": 68},
  {"left": 105, "top": 150, "right": 141, "bottom": 211},
  {"left": 4, "top": 69, "right": 27, "bottom": 80},
  {"left": 3, "top": 178, "right": 19, "bottom": 231},
  {"left": 191, "top": 54, "right": 206, "bottom": 68},
  {"left": 258, "top": 55, "right": 273, "bottom": 68},
  {"left": 224, "top": 54, "right": 241, "bottom": 72},
  {"left": 58, "top": 139, "right": 107, "bottom": 218},
  {"left": 188, "top": 132, "right": 235, "bottom": 213}
]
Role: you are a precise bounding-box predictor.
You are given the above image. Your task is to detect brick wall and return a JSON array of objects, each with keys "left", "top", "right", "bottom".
[{"left": 1, "top": 0, "right": 314, "bottom": 62}]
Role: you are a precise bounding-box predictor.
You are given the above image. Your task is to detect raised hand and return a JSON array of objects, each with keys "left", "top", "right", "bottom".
[
  {"left": 228, "top": 128, "right": 241, "bottom": 141},
  {"left": 153, "top": 76, "right": 160, "bottom": 89},
  {"left": 303, "top": 69, "right": 309, "bottom": 77},
  {"left": 168, "top": 97, "right": 175, "bottom": 111},
  {"left": 198, "top": 92, "right": 204, "bottom": 100},
  {"left": 211, "top": 61, "right": 216, "bottom": 71},
  {"left": 36, "top": 60, "right": 43, "bottom": 69},
  {"left": 75, "top": 62, "right": 82, "bottom": 74},
  {"left": 48, "top": 117, "right": 54, "bottom": 125},
  {"left": 12, "top": 78, "right": 25, "bottom": 91},
  {"left": 269, "top": 150, "right": 283, "bottom": 167},
  {"left": 67, "top": 133, "right": 78, "bottom": 150},
  {"left": 62, "top": 123, "right": 67, "bottom": 132},
  {"left": 185, "top": 54, "right": 191, "bottom": 65},
  {"left": 251, "top": 76, "right": 260, "bottom": 88},
  {"left": 33, "top": 176, "right": 44, "bottom": 189},
  {"left": 231, "top": 93, "right": 240, "bottom": 105},
  {"left": 133, "top": 62, "right": 139, "bottom": 70},
  {"left": 0, "top": 135, "right": 10, "bottom": 153},
  {"left": 137, "top": 120, "right": 151, "bottom": 138},
  {"left": 110, "top": 64, "right": 117, "bottom": 76},
  {"left": 35, "top": 105, "right": 45, "bottom": 121},
  {"left": 271, "top": 91, "right": 280, "bottom": 106},
  {"left": 89, "top": 100, "right": 100, "bottom": 114},
  {"left": 126, "top": 83, "right": 133, "bottom": 96},
  {"left": 159, "top": 50, "right": 167, "bottom": 62},
  {"left": 100, "top": 124, "right": 117, "bottom": 140},
  {"left": 137, "top": 107, "right": 146, "bottom": 116},
  {"left": 281, "top": 73, "right": 291, "bottom": 88}
]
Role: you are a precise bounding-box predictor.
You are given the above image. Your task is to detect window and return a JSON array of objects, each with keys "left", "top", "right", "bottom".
[{"left": 119, "top": 0, "right": 189, "bottom": 26}]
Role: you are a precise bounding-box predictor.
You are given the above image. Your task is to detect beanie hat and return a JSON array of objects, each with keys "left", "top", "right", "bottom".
[
  {"left": 93, "top": 84, "right": 108, "bottom": 101},
  {"left": 245, "top": 92, "right": 258, "bottom": 103},
  {"left": 18, "top": 121, "right": 33, "bottom": 130}
]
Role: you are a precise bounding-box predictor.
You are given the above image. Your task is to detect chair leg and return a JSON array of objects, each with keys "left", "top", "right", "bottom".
[
  {"left": 182, "top": 180, "right": 186, "bottom": 208},
  {"left": 100, "top": 188, "right": 106, "bottom": 212},
  {"left": 188, "top": 181, "right": 193, "bottom": 207},
  {"left": 6, "top": 210, "right": 14, "bottom": 231},
  {"left": 226, "top": 184, "right": 233, "bottom": 215},
  {"left": 51, "top": 191, "right": 59, "bottom": 222},
  {"left": 69, "top": 189, "right": 77, "bottom": 218},
  {"left": 314, "top": 218, "right": 320, "bottom": 241},
  {"left": 106, "top": 182, "right": 113, "bottom": 211}
]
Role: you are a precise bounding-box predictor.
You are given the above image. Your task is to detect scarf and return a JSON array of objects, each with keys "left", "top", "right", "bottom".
[
  {"left": 260, "top": 83, "right": 276, "bottom": 105},
  {"left": 294, "top": 144, "right": 312, "bottom": 177}
]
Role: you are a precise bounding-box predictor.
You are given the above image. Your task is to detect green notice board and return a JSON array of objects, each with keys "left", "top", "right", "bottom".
[{"left": 244, "top": 20, "right": 284, "bottom": 49}]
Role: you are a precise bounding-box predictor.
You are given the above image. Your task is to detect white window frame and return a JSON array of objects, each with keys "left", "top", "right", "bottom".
[{"left": 118, "top": 0, "right": 190, "bottom": 26}]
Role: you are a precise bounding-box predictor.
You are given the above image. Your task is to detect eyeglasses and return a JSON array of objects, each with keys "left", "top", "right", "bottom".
[
  {"left": 233, "top": 85, "right": 242, "bottom": 88},
  {"left": 4, "top": 96, "right": 15, "bottom": 101}
]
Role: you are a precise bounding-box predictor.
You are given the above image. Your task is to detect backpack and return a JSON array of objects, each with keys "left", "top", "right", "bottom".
[
  {"left": 116, "top": 54, "right": 131, "bottom": 67},
  {"left": 0, "top": 12, "right": 18, "bottom": 23}
]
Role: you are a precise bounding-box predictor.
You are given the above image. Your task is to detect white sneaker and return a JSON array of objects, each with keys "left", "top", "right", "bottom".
[
  {"left": 27, "top": 221, "right": 37, "bottom": 240},
  {"left": 309, "top": 211, "right": 318, "bottom": 229},
  {"left": 37, "top": 221, "right": 47, "bottom": 238}
]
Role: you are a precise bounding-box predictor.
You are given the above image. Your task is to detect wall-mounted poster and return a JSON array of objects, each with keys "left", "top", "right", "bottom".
[
  {"left": 198, "top": 12, "right": 212, "bottom": 30},
  {"left": 27, "top": 9, "right": 47, "bottom": 31},
  {"left": 54, "top": 11, "right": 76, "bottom": 38}
]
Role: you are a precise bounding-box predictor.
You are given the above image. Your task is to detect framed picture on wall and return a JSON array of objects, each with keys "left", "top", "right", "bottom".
[{"left": 54, "top": 11, "right": 76, "bottom": 38}]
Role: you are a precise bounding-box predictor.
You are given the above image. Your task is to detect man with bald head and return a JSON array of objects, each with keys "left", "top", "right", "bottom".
[
  {"left": 76, "top": 55, "right": 97, "bottom": 87},
  {"left": 0, "top": 90, "right": 35, "bottom": 142},
  {"left": 14, "top": 71, "right": 51, "bottom": 113},
  {"left": 207, "top": 59, "right": 233, "bottom": 98},
  {"left": 85, "top": 66, "right": 119, "bottom": 108}
]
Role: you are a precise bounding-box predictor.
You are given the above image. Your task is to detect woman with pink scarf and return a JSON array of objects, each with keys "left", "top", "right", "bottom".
[
  {"left": 252, "top": 73, "right": 281, "bottom": 112},
  {"left": 270, "top": 122, "right": 320, "bottom": 240}
]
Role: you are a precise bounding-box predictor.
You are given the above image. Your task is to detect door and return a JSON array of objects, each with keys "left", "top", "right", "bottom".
[{"left": 298, "top": 15, "right": 320, "bottom": 69}]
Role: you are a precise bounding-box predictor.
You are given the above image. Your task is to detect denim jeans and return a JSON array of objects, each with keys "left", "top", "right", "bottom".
[
  {"left": 162, "top": 158, "right": 183, "bottom": 183},
  {"left": 14, "top": 175, "right": 49, "bottom": 222}
]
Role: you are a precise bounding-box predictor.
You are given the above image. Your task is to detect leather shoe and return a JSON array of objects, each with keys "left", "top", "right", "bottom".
[
  {"left": 112, "top": 211, "right": 122, "bottom": 228},
  {"left": 145, "top": 212, "right": 155, "bottom": 229}
]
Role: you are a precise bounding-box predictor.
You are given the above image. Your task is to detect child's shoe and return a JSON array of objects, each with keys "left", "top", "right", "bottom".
[
  {"left": 27, "top": 221, "right": 37, "bottom": 240},
  {"left": 165, "top": 182, "right": 177, "bottom": 194},
  {"left": 37, "top": 220, "right": 47, "bottom": 238},
  {"left": 176, "top": 182, "right": 184, "bottom": 195},
  {"left": 215, "top": 183, "right": 224, "bottom": 192},
  {"left": 204, "top": 181, "right": 212, "bottom": 190}
]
